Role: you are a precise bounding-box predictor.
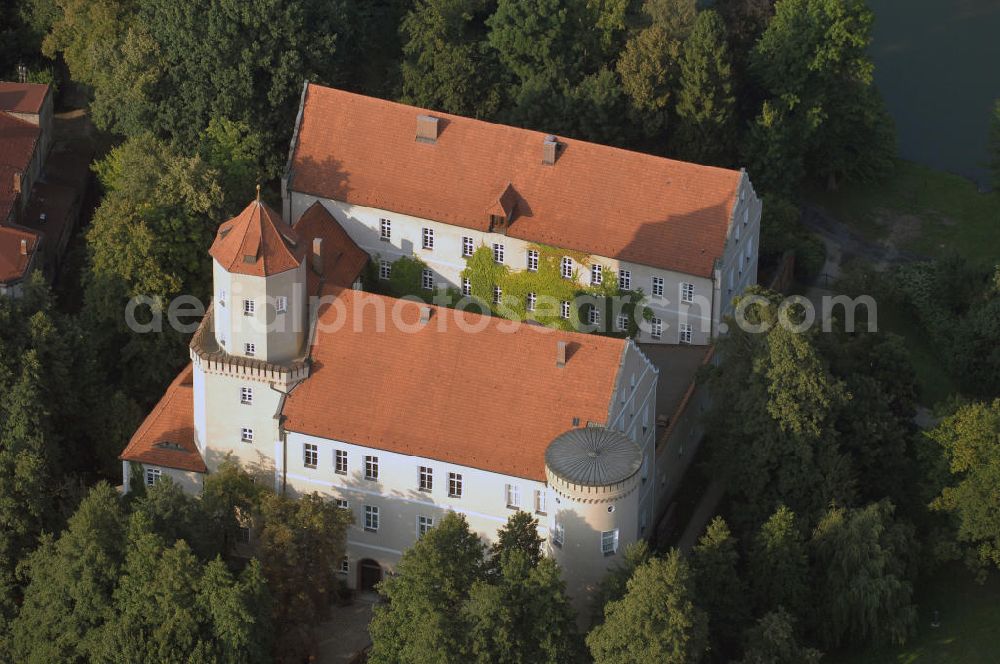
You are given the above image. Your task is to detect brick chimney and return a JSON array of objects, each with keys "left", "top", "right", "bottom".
[
  {"left": 542, "top": 135, "right": 559, "bottom": 165},
  {"left": 556, "top": 340, "right": 567, "bottom": 368},
  {"left": 416, "top": 115, "right": 439, "bottom": 143},
  {"left": 312, "top": 237, "right": 323, "bottom": 275},
  {"left": 19, "top": 239, "right": 28, "bottom": 255},
  {"left": 12, "top": 171, "right": 22, "bottom": 194}
]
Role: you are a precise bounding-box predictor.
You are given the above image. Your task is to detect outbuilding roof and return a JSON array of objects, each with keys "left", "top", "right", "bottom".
[{"left": 0, "top": 81, "right": 48, "bottom": 114}]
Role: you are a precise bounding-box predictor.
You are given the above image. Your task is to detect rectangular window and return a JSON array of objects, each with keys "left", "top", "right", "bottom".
[
  {"left": 728, "top": 270, "right": 734, "bottom": 293},
  {"left": 560, "top": 256, "right": 573, "bottom": 279},
  {"left": 560, "top": 300, "right": 570, "bottom": 319},
  {"left": 526, "top": 249, "right": 539, "bottom": 272},
  {"left": 601, "top": 529, "right": 619, "bottom": 555},
  {"left": 364, "top": 505, "right": 379, "bottom": 532},
  {"left": 421, "top": 269, "right": 434, "bottom": 291},
  {"left": 618, "top": 270, "right": 631, "bottom": 290},
  {"left": 417, "top": 515, "right": 434, "bottom": 537},
  {"left": 743, "top": 208, "right": 749, "bottom": 225},
  {"left": 552, "top": 522, "right": 564, "bottom": 547},
  {"left": 746, "top": 238, "right": 754, "bottom": 263},
  {"left": 534, "top": 490, "right": 547, "bottom": 515},
  {"left": 241, "top": 427, "right": 254, "bottom": 444},
  {"left": 651, "top": 276, "right": 664, "bottom": 297},
  {"left": 335, "top": 450, "right": 347, "bottom": 475},
  {"left": 240, "top": 386, "right": 253, "bottom": 405},
  {"left": 462, "top": 236, "right": 474, "bottom": 257},
  {"left": 379, "top": 218, "right": 391, "bottom": 240},
  {"left": 365, "top": 455, "right": 379, "bottom": 481},
  {"left": 303, "top": 443, "right": 318, "bottom": 468},
  {"left": 680, "top": 282, "right": 694, "bottom": 303},
  {"left": 462, "top": 278, "right": 471, "bottom": 296},
  {"left": 422, "top": 227, "right": 434, "bottom": 250},
  {"left": 448, "top": 472, "right": 463, "bottom": 498},
  {"left": 679, "top": 323, "right": 692, "bottom": 344},
  {"left": 275, "top": 296, "right": 288, "bottom": 314},
  {"left": 735, "top": 222, "right": 741, "bottom": 241},
  {"left": 379, "top": 260, "right": 391, "bottom": 280},
  {"left": 145, "top": 468, "right": 161, "bottom": 486},
  {"left": 237, "top": 526, "right": 251, "bottom": 544},
  {"left": 591, "top": 264, "right": 603, "bottom": 285},
  {"left": 493, "top": 243, "right": 505, "bottom": 264},
  {"left": 505, "top": 484, "right": 520, "bottom": 509},
  {"left": 335, "top": 498, "right": 349, "bottom": 510},
  {"left": 219, "top": 289, "right": 226, "bottom": 307},
  {"left": 526, "top": 292, "right": 537, "bottom": 312},
  {"left": 616, "top": 313, "right": 629, "bottom": 332},
  {"left": 419, "top": 466, "right": 433, "bottom": 492},
  {"left": 588, "top": 307, "right": 600, "bottom": 325},
  {"left": 339, "top": 557, "right": 350, "bottom": 574},
  {"left": 492, "top": 286, "right": 502, "bottom": 305},
  {"left": 651, "top": 318, "right": 663, "bottom": 340},
  {"left": 244, "top": 343, "right": 256, "bottom": 357},
  {"left": 243, "top": 299, "right": 255, "bottom": 316}
]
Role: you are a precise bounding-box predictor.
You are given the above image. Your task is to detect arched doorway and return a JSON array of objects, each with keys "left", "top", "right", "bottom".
[{"left": 358, "top": 558, "right": 382, "bottom": 591}]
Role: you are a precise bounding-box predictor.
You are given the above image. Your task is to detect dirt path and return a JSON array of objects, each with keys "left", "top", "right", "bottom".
[{"left": 800, "top": 204, "right": 928, "bottom": 275}]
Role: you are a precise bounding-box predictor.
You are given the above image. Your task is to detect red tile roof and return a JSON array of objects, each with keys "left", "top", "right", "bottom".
[
  {"left": 120, "top": 365, "right": 207, "bottom": 473},
  {"left": 209, "top": 199, "right": 305, "bottom": 276},
  {"left": 0, "top": 226, "right": 39, "bottom": 283},
  {"left": 0, "top": 112, "right": 40, "bottom": 222},
  {"left": 289, "top": 84, "right": 742, "bottom": 278},
  {"left": 0, "top": 82, "right": 48, "bottom": 114},
  {"left": 292, "top": 201, "right": 369, "bottom": 291},
  {"left": 282, "top": 289, "right": 626, "bottom": 481}
]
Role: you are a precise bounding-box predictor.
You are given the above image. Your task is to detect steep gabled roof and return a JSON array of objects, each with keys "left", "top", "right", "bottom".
[
  {"left": 293, "top": 201, "right": 369, "bottom": 292},
  {"left": 288, "top": 83, "right": 743, "bottom": 278},
  {"left": 0, "top": 112, "right": 41, "bottom": 222},
  {"left": 0, "top": 81, "right": 48, "bottom": 114},
  {"left": 0, "top": 226, "right": 39, "bottom": 283},
  {"left": 209, "top": 198, "right": 305, "bottom": 276},
  {"left": 120, "top": 365, "right": 206, "bottom": 473}
]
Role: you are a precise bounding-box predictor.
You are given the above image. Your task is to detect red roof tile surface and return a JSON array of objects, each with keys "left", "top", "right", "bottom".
[
  {"left": 0, "top": 112, "right": 40, "bottom": 223},
  {"left": 0, "top": 226, "right": 39, "bottom": 283},
  {"left": 120, "top": 365, "right": 207, "bottom": 473},
  {"left": 289, "top": 84, "right": 742, "bottom": 278},
  {"left": 209, "top": 199, "right": 305, "bottom": 276},
  {"left": 293, "top": 201, "right": 369, "bottom": 291},
  {"left": 282, "top": 289, "right": 626, "bottom": 481},
  {"left": 0, "top": 82, "right": 48, "bottom": 114}
]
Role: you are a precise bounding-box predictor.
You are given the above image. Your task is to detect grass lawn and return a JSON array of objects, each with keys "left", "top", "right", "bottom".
[
  {"left": 831, "top": 565, "right": 1000, "bottom": 664},
  {"left": 808, "top": 160, "right": 1000, "bottom": 267}
]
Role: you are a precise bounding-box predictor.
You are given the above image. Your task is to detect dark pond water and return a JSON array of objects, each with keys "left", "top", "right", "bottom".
[{"left": 868, "top": 0, "right": 1000, "bottom": 188}]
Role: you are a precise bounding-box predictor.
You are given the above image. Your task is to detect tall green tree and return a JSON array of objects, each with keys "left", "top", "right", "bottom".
[
  {"left": 487, "top": 510, "right": 544, "bottom": 575},
  {"left": 673, "top": 9, "right": 736, "bottom": 165},
  {"left": 592, "top": 540, "right": 651, "bottom": 620},
  {"left": 200, "top": 457, "right": 265, "bottom": 557},
  {"left": 747, "top": 505, "right": 808, "bottom": 618},
  {"left": 930, "top": 399, "right": 1000, "bottom": 571},
  {"left": 689, "top": 517, "right": 749, "bottom": 657},
  {"left": 587, "top": 550, "right": 708, "bottom": 664},
  {"left": 737, "top": 608, "right": 822, "bottom": 664},
  {"left": 809, "top": 501, "right": 917, "bottom": 648}
]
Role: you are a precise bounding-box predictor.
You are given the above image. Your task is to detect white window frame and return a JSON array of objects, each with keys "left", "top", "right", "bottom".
[
  {"left": 462, "top": 278, "right": 471, "bottom": 296},
  {"left": 364, "top": 505, "right": 379, "bottom": 532},
  {"left": 616, "top": 313, "right": 629, "bottom": 332},
  {"left": 534, "top": 490, "right": 547, "bottom": 515},
  {"left": 462, "top": 236, "right": 474, "bottom": 257},
  {"left": 591, "top": 264, "right": 603, "bottom": 285},
  {"left": 335, "top": 449, "right": 347, "bottom": 475},
  {"left": 552, "top": 522, "right": 564, "bottom": 547},
  {"left": 651, "top": 318, "right": 663, "bottom": 340},
  {"left": 379, "top": 218, "right": 391, "bottom": 240},
  {"left": 493, "top": 243, "right": 505, "bottom": 264},
  {"left": 560, "top": 256, "right": 573, "bottom": 279},
  {"left": 505, "top": 483, "right": 520, "bottom": 509},
  {"left": 244, "top": 342, "right": 256, "bottom": 357},
  {"left": 560, "top": 300, "right": 570, "bottom": 319},
  {"left": 365, "top": 455, "right": 379, "bottom": 481},
  {"left": 379, "top": 260, "right": 391, "bottom": 280},
  {"left": 448, "top": 472, "right": 463, "bottom": 498},
  {"left": 275, "top": 296, "right": 288, "bottom": 314},
  {"left": 526, "top": 249, "right": 539, "bottom": 272},
  {"left": 419, "top": 466, "right": 433, "bottom": 492},
  {"left": 242, "top": 299, "right": 255, "bottom": 316},
  {"left": 588, "top": 307, "right": 600, "bottom": 325},
  {"left": 679, "top": 323, "right": 692, "bottom": 344},
  {"left": 619, "top": 270, "right": 631, "bottom": 290},
  {"left": 421, "top": 268, "right": 434, "bottom": 291},
  {"left": 240, "top": 386, "right": 253, "bottom": 405},
  {"left": 339, "top": 557, "right": 350, "bottom": 574},
  {"left": 680, "top": 282, "right": 694, "bottom": 303},
  {"left": 492, "top": 286, "right": 502, "bottom": 305},
  {"left": 416, "top": 515, "right": 434, "bottom": 537},
  {"left": 601, "top": 529, "right": 619, "bottom": 555},
  {"left": 145, "top": 467, "right": 161, "bottom": 486},
  {"left": 335, "top": 498, "right": 349, "bottom": 510},
  {"left": 241, "top": 427, "right": 254, "bottom": 444},
  {"left": 651, "top": 276, "right": 664, "bottom": 297},
  {"left": 422, "top": 227, "right": 434, "bottom": 250},
  {"left": 303, "top": 443, "right": 318, "bottom": 468},
  {"left": 526, "top": 292, "right": 537, "bottom": 312}
]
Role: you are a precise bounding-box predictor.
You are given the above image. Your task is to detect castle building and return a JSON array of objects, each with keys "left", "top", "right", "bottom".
[{"left": 121, "top": 84, "right": 761, "bottom": 611}]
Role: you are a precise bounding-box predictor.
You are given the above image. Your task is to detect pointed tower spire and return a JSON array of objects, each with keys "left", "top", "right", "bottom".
[{"left": 256, "top": 183, "right": 261, "bottom": 202}]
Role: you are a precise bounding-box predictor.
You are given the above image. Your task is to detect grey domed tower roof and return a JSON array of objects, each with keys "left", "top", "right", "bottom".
[{"left": 545, "top": 427, "right": 642, "bottom": 487}]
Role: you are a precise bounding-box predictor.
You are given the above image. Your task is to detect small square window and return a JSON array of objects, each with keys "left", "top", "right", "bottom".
[
  {"left": 275, "top": 296, "right": 287, "bottom": 313},
  {"left": 680, "top": 282, "right": 694, "bottom": 303},
  {"left": 462, "top": 236, "right": 474, "bottom": 257},
  {"left": 618, "top": 270, "right": 631, "bottom": 290},
  {"left": 241, "top": 427, "right": 254, "bottom": 444},
  {"left": 417, "top": 515, "right": 434, "bottom": 537},
  {"left": 601, "top": 529, "right": 619, "bottom": 555},
  {"left": 304, "top": 443, "right": 318, "bottom": 467},
  {"left": 651, "top": 318, "right": 663, "bottom": 340},
  {"left": 560, "top": 257, "right": 573, "bottom": 279},
  {"left": 679, "top": 323, "right": 692, "bottom": 344},
  {"left": 380, "top": 218, "right": 391, "bottom": 240},
  {"left": 591, "top": 264, "right": 603, "bottom": 285},
  {"left": 560, "top": 301, "right": 570, "bottom": 319},
  {"left": 335, "top": 498, "right": 349, "bottom": 510},
  {"left": 492, "top": 286, "right": 502, "bottom": 305},
  {"left": 379, "top": 260, "right": 391, "bottom": 280},
  {"left": 422, "top": 227, "right": 434, "bottom": 250},
  {"left": 339, "top": 556, "right": 350, "bottom": 574},
  {"left": 240, "top": 386, "right": 253, "bottom": 405},
  {"left": 243, "top": 299, "right": 255, "bottom": 316},
  {"left": 365, "top": 455, "right": 379, "bottom": 481},
  {"left": 244, "top": 343, "right": 256, "bottom": 357},
  {"left": 145, "top": 467, "right": 161, "bottom": 487},
  {"left": 448, "top": 472, "right": 463, "bottom": 498},
  {"left": 526, "top": 292, "right": 537, "bottom": 312},
  {"left": 651, "top": 277, "right": 664, "bottom": 297},
  {"left": 534, "top": 490, "right": 547, "bottom": 515},
  {"left": 365, "top": 505, "right": 379, "bottom": 532},
  {"left": 526, "top": 249, "right": 539, "bottom": 272},
  {"left": 335, "top": 450, "right": 347, "bottom": 475},
  {"left": 421, "top": 269, "right": 434, "bottom": 291},
  {"left": 462, "top": 278, "right": 471, "bottom": 296},
  {"left": 419, "top": 466, "right": 433, "bottom": 492},
  {"left": 493, "top": 243, "right": 505, "bottom": 264}
]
